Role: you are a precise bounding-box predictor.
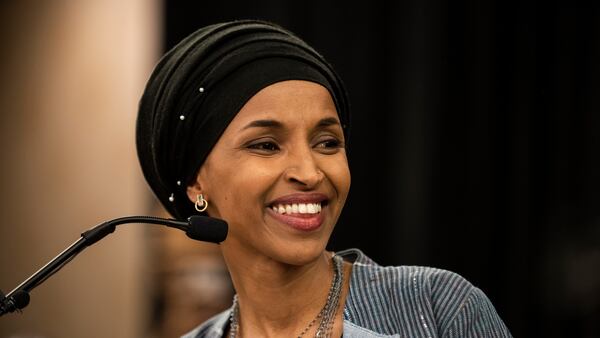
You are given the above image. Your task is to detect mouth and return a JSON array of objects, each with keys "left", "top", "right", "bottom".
[{"left": 266, "top": 193, "right": 329, "bottom": 231}]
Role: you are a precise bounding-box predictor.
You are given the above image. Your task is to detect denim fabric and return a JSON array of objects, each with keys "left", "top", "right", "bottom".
[{"left": 182, "top": 249, "right": 512, "bottom": 338}]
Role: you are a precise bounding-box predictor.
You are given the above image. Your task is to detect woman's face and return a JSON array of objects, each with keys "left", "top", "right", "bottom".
[{"left": 188, "top": 80, "right": 350, "bottom": 266}]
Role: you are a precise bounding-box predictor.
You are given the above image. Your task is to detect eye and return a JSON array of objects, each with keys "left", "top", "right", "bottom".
[
  {"left": 247, "top": 140, "right": 280, "bottom": 153},
  {"left": 314, "top": 138, "right": 343, "bottom": 154}
]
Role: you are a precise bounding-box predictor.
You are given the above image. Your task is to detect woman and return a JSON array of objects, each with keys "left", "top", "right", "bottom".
[{"left": 137, "top": 20, "right": 512, "bottom": 338}]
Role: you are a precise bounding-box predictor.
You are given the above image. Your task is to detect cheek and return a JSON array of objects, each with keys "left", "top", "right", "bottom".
[
  {"left": 323, "top": 156, "right": 351, "bottom": 202},
  {"left": 207, "top": 159, "right": 280, "bottom": 218}
]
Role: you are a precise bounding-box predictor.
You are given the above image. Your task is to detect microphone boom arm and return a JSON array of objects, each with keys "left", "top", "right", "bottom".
[{"left": 0, "top": 215, "right": 227, "bottom": 317}]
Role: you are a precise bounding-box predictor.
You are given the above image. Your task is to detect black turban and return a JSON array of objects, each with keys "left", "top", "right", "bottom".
[{"left": 136, "top": 20, "right": 350, "bottom": 219}]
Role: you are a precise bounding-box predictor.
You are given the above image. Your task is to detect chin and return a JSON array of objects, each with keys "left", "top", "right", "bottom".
[{"left": 271, "top": 240, "right": 329, "bottom": 266}]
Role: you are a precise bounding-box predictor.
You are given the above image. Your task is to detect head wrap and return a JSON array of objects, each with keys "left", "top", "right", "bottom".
[{"left": 136, "top": 20, "right": 350, "bottom": 219}]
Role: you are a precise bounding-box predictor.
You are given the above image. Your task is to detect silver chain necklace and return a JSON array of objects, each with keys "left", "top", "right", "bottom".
[{"left": 229, "top": 255, "right": 344, "bottom": 338}]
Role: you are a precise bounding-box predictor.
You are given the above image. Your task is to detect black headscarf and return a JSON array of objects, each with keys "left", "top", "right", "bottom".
[{"left": 136, "top": 20, "right": 350, "bottom": 219}]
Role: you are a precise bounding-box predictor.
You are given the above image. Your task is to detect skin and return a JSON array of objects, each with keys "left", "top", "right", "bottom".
[{"left": 187, "top": 80, "right": 352, "bottom": 337}]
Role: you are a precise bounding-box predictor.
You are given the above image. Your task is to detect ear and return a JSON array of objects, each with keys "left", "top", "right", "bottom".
[{"left": 186, "top": 179, "right": 203, "bottom": 205}]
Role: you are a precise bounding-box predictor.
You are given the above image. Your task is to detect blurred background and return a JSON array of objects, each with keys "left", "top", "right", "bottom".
[{"left": 0, "top": 1, "right": 598, "bottom": 337}]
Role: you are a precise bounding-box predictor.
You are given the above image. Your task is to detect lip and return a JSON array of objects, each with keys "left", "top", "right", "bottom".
[
  {"left": 266, "top": 192, "right": 329, "bottom": 232},
  {"left": 267, "top": 208, "right": 324, "bottom": 231}
]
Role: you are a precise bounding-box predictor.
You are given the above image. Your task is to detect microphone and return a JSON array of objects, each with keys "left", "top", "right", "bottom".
[
  {"left": 186, "top": 215, "right": 228, "bottom": 243},
  {"left": 80, "top": 215, "right": 227, "bottom": 245},
  {"left": 0, "top": 215, "right": 228, "bottom": 317}
]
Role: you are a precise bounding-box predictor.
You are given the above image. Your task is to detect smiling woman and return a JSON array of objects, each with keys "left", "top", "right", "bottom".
[{"left": 136, "top": 20, "right": 512, "bottom": 338}]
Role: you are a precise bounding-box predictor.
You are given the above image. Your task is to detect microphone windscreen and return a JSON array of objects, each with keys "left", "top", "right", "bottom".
[{"left": 186, "top": 216, "right": 228, "bottom": 243}]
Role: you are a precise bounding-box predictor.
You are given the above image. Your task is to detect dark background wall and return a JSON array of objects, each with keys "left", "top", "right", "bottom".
[{"left": 164, "top": 1, "right": 600, "bottom": 337}]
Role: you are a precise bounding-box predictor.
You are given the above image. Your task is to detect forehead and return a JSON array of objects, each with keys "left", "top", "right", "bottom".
[{"left": 230, "top": 80, "right": 339, "bottom": 127}]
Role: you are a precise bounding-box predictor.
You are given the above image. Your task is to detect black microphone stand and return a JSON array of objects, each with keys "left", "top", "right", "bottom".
[{"left": 0, "top": 215, "right": 226, "bottom": 316}]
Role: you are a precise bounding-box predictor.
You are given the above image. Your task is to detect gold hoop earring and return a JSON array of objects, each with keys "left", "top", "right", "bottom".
[{"left": 195, "top": 194, "right": 208, "bottom": 212}]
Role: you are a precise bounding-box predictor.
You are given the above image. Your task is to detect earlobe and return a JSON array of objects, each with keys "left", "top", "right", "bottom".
[{"left": 186, "top": 180, "right": 203, "bottom": 204}]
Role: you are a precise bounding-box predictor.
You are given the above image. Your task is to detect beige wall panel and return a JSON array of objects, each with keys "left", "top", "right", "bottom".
[{"left": 0, "top": 1, "right": 161, "bottom": 337}]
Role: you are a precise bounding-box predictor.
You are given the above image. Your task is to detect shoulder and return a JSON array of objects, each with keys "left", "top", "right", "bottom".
[
  {"left": 180, "top": 309, "right": 231, "bottom": 338},
  {"left": 348, "top": 256, "right": 476, "bottom": 328},
  {"left": 339, "top": 248, "right": 512, "bottom": 337},
  {"left": 339, "top": 248, "right": 473, "bottom": 300}
]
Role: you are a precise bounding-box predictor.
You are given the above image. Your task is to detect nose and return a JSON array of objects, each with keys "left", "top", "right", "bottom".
[{"left": 283, "top": 147, "right": 324, "bottom": 189}]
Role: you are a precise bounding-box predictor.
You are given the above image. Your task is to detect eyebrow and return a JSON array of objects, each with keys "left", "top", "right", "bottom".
[
  {"left": 316, "top": 117, "right": 341, "bottom": 128},
  {"left": 240, "top": 117, "right": 341, "bottom": 131},
  {"left": 241, "top": 119, "right": 284, "bottom": 131}
]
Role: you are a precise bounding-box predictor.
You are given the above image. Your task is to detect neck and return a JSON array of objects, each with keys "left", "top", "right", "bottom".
[{"left": 221, "top": 243, "right": 337, "bottom": 337}]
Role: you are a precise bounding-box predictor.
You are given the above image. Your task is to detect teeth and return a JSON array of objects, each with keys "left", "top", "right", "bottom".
[
  {"left": 271, "top": 202, "right": 322, "bottom": 215},
  {"left": 298, "top": 204, "right": 306, "bottom": 213}
]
